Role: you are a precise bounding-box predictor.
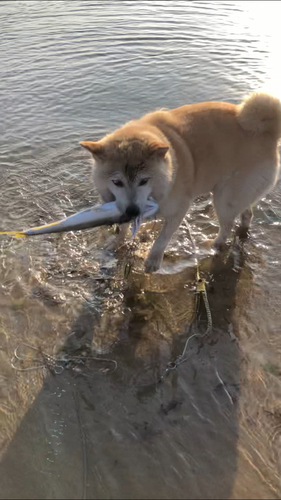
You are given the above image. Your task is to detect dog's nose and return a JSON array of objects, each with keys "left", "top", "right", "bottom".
[{"left": 125, "top": 204, "right": 140, "bottom": 218}]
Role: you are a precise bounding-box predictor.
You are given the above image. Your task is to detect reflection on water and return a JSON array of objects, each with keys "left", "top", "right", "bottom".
[{"left": 0, "top": 1, "right": 281, "bottom": 499}]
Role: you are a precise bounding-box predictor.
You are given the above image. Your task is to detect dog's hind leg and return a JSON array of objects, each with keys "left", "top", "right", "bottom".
[
  {"left": 213, "top": 213, "right": 236, "bottom": 251},
  {"left": 213, "top": 163, "right": 277, "bottom": 249},
  {"left": 214, "top": 205, "right": 253, "bottom": 249},
  {"left": 213, "top": 188, "right": 253, "bottom": 250},
  {"left": 241, "top": 208, "right": 253, "bottom": 229},
  {"left": 238, "top": 207, "right": 253, "bottom": 239}
]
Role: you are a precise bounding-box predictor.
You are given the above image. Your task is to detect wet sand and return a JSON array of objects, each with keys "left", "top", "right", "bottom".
[{"left": 0, "top": 214, "right": 280, "bottom": 498}]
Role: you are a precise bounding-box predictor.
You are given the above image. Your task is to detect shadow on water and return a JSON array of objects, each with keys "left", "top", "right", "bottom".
[{"left": 0, "top": 241, "right": 253, "bottom": 500}]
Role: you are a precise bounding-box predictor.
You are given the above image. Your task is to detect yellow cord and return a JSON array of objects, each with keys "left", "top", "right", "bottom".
[
  {"left": 0, "top": 231, "right": 26, "bottom": 238},
  {"left": 0, "top": 219, "right": 62, "bottom": 239}
]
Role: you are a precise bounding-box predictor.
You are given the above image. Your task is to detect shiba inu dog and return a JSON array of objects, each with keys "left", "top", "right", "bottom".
[{"left": 81, "top": 92, "right": 281, "bottom": 272}]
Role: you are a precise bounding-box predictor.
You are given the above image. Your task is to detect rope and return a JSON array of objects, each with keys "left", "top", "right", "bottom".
[
  {"left": 158, "top": 262, "right": 212, "bottom": 382},
  {"left": 11, "top": 342, "right": 117, "bottom": 375},
  {"left": 120, "top": 217, "right": 213, "bottom": 381}
]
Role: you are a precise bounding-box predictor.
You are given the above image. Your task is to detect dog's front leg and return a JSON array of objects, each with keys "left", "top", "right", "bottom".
[{"left": 145, "top": 205, "right": 189, "bottom": 273}]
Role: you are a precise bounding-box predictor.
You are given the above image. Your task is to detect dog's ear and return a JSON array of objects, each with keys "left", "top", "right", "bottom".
[
  {"left": 148, "top": 141, "right": 169, "bottom": 158},
  {"left": 80, "top": 141, "right": 105, "bottom": 160}
]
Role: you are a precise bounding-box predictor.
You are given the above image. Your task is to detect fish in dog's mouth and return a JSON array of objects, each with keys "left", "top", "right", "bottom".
[
  {"left": 118, "top": 204, "right": 145, "bottom": 235},
  {"left": 121, "top": 198, "right": 159, "bottom": 237},
  {"left": 110, "top": 195, "right": 141, "bottom": 224}
]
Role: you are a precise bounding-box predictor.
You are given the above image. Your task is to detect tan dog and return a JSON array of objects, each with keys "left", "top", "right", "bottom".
[{"left": 81, "top": 92, "right": 281, "bottom": 272}]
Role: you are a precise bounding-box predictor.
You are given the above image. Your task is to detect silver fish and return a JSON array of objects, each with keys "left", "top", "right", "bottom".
[{"left": 0, "top": 200, "right": 159, "bottom": 238}]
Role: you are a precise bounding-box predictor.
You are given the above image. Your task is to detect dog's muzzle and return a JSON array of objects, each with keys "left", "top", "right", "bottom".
[{"left": 125, "top": 204, "right": 140, "bottom": 218}]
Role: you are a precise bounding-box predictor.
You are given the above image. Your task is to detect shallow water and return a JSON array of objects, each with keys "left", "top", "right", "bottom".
[{"left": 0, "top": 1, "right": 281, "bottom": 499}]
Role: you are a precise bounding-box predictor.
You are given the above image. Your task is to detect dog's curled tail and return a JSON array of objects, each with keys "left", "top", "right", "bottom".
[{"left": 237, "top": 92, "right": 281, "bottom": 138}]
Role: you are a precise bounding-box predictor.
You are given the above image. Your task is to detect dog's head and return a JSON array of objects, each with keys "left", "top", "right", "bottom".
[{"left": 81, "top": 125, "right": 173, "bottom": 217}]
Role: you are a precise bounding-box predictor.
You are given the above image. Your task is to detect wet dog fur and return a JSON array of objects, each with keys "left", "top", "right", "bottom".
[{"left": 81, "top": 92, "right": 281, "bottom": 272}]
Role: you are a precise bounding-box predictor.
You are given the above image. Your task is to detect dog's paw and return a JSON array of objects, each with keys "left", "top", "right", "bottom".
[{"left": 144, "top": 254, "right": 163, "bottom": 273}]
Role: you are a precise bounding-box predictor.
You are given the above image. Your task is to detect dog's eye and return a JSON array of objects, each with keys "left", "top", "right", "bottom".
[
  {"left": 112, "top": 179, "right": 124, "bottom": 187},
  {"left": 139, "top": 178, "right": 149, "bottom": 186}
]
